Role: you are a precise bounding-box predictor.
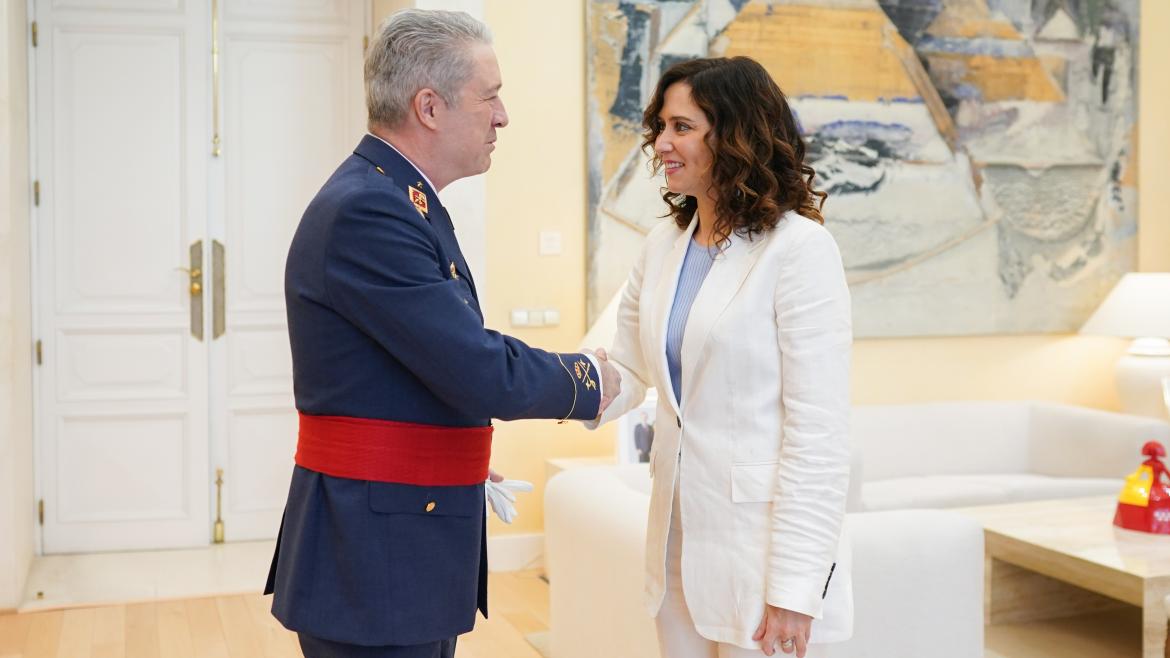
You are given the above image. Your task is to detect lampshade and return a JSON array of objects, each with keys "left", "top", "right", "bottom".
[{"left": 1079, "top": 273, "right": 1170, "bottom": 338}]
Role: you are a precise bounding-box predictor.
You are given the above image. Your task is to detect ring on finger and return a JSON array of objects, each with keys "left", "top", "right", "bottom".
[{"left": 780, "top": 638, "right": 795, "bottom": 650}]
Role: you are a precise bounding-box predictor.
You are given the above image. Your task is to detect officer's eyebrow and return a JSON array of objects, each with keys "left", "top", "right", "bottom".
[{"left": 659, "top": 113, "right": 696, "bottom": 123}]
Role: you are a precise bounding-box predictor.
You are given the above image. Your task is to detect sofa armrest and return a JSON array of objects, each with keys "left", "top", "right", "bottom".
[
  {"left": 545, "top": 466, "right": 659, "bottom": 658},
  {"left": 1028, "top": 404, "right": 1170, "bottom": 478},
  {"left": 833, "top": 510, "right": 984, "bottom": 658}
]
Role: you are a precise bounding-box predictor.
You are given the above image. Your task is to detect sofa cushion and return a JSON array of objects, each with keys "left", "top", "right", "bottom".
[
  {"left": 852, "top": 402, "right": 1032, "bottom": 481},
  {"left": 862, "top": 474, "right": 1122, "bottom": 511},
  {"left": 1028, "top": 403, "right": 1170, "bottom": 478}
]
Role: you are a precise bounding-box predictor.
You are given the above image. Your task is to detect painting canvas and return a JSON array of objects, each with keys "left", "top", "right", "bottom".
[{"left": 586, "top": 0, "right": 1140, "bottom": 337}]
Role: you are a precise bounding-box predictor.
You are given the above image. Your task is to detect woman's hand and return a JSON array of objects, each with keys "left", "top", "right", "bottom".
[{"left": 752, "top": 604, "right": 812, "bottom": 657}]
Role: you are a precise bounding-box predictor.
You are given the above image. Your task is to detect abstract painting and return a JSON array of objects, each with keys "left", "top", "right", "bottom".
[{"left": 586, "top": 0, "right": 1139, "bottom": 337}]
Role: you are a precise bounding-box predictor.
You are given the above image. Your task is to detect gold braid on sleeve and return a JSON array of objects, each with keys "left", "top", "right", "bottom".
[{"left": 554, "top": 353, "right": 578, "bottom": 424}]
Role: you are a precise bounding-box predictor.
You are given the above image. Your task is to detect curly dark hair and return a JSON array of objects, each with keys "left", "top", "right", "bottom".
[{"left": 641, "top": 57, "right": 827, "bottom": 241}]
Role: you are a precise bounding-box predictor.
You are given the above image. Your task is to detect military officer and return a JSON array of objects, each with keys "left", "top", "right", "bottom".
[{"left": 264, "top": 9, "right": 621, "bottom": 658}]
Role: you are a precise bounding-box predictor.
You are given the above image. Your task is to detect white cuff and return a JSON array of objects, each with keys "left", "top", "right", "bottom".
[{"left": 584, "top": 353, "right": 603, "bottom": 400}]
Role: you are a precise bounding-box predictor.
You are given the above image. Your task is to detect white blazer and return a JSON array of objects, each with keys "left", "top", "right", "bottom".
[{"left": 590, "top": 211, "right": 854, "bottom": 648}]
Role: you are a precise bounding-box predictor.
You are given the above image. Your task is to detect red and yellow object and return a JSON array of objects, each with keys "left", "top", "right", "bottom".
[{"left": 1113, "top": 441, "right": 1170, "bottom": 534}]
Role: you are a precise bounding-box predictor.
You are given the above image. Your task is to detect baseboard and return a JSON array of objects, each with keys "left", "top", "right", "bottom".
[{"left": 486, "top": 532, "right": 544, "bottom": 572}]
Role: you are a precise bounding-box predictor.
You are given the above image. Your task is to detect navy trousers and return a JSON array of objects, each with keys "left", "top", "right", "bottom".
[{"left": 297, "top": 633, "right": 457, "bottom": 658}]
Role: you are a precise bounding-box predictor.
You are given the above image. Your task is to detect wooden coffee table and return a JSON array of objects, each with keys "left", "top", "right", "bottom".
[{"left": 958, "top": 497, "right": 1170, "bottom": 658}]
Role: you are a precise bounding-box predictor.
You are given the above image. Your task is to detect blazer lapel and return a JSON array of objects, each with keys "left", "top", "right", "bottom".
[
  {"left": 677, "top": 230, "right": 768, "bottom": 405},
  {"left": 651, "top": 217, "right": 698, "bottom": 417}
]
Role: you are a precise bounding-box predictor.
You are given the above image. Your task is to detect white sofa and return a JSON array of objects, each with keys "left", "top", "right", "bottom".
[
  {"left": 545, "top": 466, "right": 985, "bottom": 658},
  {"left": 543, "top": 401, "right": 1170, "bottom": 658},
  {"left": 853, "top": 401, "right": 1170, "bottom": 511}
]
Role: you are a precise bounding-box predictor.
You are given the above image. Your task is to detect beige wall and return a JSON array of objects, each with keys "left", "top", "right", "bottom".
[
  {"left": 476, "top": 0, "right": 1170, "bottom": 535},
  {"left": 0, "top": 0, "right": 36, "bottom": 609},
  {"left": 372, "top": 0, "right": 412, "bottom": 26},
  {"left": 479, "top": 0, "right": 615, "bottom": 536}
]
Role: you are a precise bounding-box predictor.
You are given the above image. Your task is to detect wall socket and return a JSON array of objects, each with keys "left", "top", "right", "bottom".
[
  {"left": 539, "top": 231, "right": 563, "bottom": 256},
  {"left": 511, "top": 308, "right": 561, "bottom": 327}
]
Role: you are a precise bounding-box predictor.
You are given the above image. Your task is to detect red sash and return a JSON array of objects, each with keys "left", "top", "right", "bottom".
[{"left": 295, "top": 412, "right": 492, "bottom": 486}]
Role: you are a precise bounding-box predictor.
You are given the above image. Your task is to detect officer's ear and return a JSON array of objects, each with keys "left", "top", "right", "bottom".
[{"left": 413, "top": 88, "right": 443, "bottom": 130}]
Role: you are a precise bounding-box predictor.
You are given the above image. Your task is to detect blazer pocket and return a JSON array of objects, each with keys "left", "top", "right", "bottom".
[
  {"left": 368, "top": 482, "right": 482, "bottom": 517},
  {"left": 730, "top": 461, "right": 779, "bottom": 503}
]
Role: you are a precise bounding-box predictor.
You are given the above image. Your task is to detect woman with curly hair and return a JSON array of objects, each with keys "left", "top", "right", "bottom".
[{"left": 586, "top": 57, "right": 853, "bottom": 658}]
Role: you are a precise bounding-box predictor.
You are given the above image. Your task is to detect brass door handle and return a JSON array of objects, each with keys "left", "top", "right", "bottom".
[
  {"left": 185, "top": 241, "right": 204, "bottom": 341},
  {"left": 175, "top": 266, "right": 204, "bottom": 297}
]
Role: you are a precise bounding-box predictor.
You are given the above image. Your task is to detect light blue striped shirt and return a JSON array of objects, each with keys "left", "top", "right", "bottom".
[{"left": 666, "top": 238, "right": 720, "bottom": 406}]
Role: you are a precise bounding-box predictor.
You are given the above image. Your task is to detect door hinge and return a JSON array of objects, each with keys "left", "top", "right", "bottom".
[
  {"left": 35, "top": 339, "right": 42, "bottom": 365},
  {"left": 33, "top": 180, "right": 40, "bottom": 206},
  {"left": 362, "top": 35, "right": 369, "bottom": 52},
  {"left": 38, "top": 499, "right": 44, "bottom": 526},
  {"left": 31, "top": 21, "right": 38, "bottom": 48}
]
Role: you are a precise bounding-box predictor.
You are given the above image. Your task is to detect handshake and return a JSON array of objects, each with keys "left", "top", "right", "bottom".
[{"left": 584, "top": 347, "right": 622, "bottom": 420}]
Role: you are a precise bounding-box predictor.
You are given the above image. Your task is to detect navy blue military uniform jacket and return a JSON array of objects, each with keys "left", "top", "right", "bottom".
[{"left": 265, "top": 135, "right": 602, "bottom": 647}]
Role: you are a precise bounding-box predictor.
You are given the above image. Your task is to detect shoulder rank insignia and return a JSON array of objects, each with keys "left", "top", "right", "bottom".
[
  {"left": 574, "top": 358, "right": 598, "bottom": 390},
  {"left": 449, "top": 262, "right": 459, "bottom": 279},
  {"left": 409, "top": 186, "right": 429, "bottom": 216}
]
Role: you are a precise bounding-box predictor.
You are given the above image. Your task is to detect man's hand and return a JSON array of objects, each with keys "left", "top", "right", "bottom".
[
  {"left": 484, "top": 469, "right": 534, "bottom": 524},
  {"left": 752, "top": 604, "right": 812, "bottom": 657},
  {"left": 588, "top": 347, "right": 621, "bottom": 418}
]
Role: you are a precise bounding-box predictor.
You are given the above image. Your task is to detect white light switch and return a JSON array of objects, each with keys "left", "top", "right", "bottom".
[
  {"left": 542, "top": 309, "right": 560, "bottom": 326},
  {"left": 510, "top": 309, "right": 529, "bottom": 327},
  {"left": 539, "top": 231, "right": 563, "bottom": 256}
]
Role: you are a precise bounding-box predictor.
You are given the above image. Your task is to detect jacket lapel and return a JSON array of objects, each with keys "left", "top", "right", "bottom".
[
  {"left": 430, "top": 204, "right": 479, "bottom": 300},
  {"left": 677, "top": 230, "right": 768, "bottom": 405},
  {"left": 353, "top": 135, "right": 481, "bottom": 304},
  {"left": 651, "top": 217, "right": 698, "bottom": 417}
]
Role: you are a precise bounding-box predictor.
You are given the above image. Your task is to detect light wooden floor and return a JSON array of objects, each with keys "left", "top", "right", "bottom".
[
  {"left": 1, "top": 569, "right": 1143, "bottom": 658},
  {"left": 0, "top": 571, "right": 548, "bottom": 658}
]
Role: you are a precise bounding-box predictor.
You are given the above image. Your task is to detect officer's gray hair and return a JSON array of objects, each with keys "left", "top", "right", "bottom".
[{"left": 365, "top": 9, "right": 492, "bottom": 128}]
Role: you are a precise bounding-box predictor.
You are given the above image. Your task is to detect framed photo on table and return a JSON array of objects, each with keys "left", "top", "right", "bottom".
[{"left": 617, "top": 389, "right": 658, "bottom": 464}]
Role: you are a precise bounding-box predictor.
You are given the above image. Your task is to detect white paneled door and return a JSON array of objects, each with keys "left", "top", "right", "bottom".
[
  {"left": 212, "top": 1, "right": 366, "bottom": 541},
  {"left": 32, "top": 0, "right": 367, "bottom": 553}
]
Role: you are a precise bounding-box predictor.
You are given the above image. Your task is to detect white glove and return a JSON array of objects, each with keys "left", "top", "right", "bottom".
[{"left": 485, "top": 478, "right": 534, "bottom": 524}]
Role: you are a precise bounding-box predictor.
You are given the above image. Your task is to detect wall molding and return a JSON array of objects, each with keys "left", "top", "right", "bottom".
[{"left": 486, "top": 532, "right": 543, "bottom": 573}]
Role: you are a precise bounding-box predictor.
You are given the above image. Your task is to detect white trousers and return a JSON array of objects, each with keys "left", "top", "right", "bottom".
[{"left": 655, "top": 479, "right": 828, "bottom": 658}]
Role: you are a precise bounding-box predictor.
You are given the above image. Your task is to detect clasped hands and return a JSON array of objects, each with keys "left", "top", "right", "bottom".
[{"left": 582, "top": 347, "right": 621, "bottom": 419}]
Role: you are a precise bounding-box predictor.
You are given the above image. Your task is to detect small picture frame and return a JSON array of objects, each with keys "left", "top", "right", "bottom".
[{"left": 617, "top": 388, "right": 658, "bottom": 464}]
